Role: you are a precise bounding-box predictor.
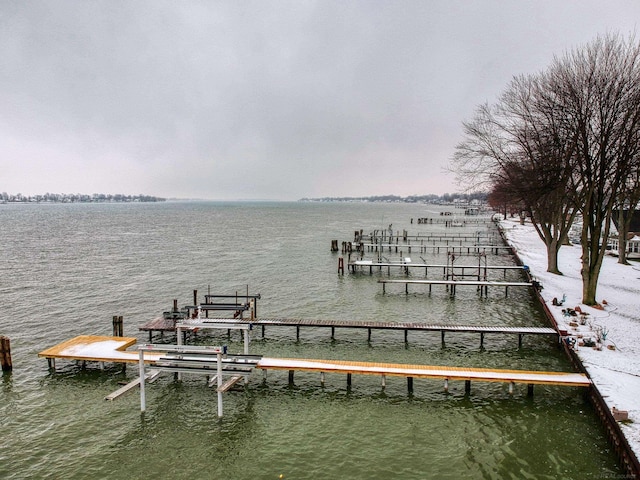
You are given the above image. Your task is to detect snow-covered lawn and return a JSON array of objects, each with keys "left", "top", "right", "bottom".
[{"left": 501, "top": 218, "right": 640, "bottom": 457}]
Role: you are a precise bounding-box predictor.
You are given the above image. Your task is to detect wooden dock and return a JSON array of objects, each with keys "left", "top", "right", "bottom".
[
  {"left": 358, "top": 243, "right": 514, "bottom": 254},
  {"left": 378, "top": 278, "right": 533, "bottom": 297},
  {"left": 139, "top": 316, "right": 177, "bottom": 340},
  {"left": 38, "top": 335, "right": 165, "bottom": 369},
  {"left": 140, "top": 317, "right": 557, "bottom": 347},
  {"left": 349, "top": 260, "right": 525, "bottom": 276},
  {"left": 38, "top": 336, "right": 590, "bottom": 402},
  {"left": 257, "top": 357, "right": 591, "bottom": 394}
]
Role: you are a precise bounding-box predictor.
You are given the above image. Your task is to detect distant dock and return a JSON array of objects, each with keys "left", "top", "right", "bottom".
[{"left": 377, "top": 278, "right": 534, "bottom": 297}]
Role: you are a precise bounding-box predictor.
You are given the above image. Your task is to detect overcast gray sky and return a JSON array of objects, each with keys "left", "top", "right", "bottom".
[{"left": 2, "top": 1, "right": 639, "bottom": 200}]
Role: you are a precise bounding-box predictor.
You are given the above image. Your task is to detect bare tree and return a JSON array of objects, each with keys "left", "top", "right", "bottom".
[
  {"left": 453, "top": 34, "right": 640, "bottom": 303},
  {"left": 547, "top": 34, "right": 640, "bottom": 304},
  {"left": 453, "top": 74, "right": 577, "bottom": 274}
]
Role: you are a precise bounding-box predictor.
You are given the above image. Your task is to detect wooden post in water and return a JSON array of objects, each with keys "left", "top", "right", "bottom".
[
  {"left": 0, "top": 336, "right": 12, "bottom": 372},
  {"left": 338, "top": 257, "right": 344, "bottom": 275},
  {"left": 112, "top": 316, "right": 125, "bottom": 371},
  {"left": 112, "top": 316, "right": 124, "bottom": 337},
  {"left": 193, "top": 290, "right": 198, "bottom": 307}
]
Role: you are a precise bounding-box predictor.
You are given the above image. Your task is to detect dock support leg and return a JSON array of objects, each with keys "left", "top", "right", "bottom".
[
  {"left": 296, "top": 326, "right": 300, "bottom": 341},
  {"left": 518, "top": 334, "right": 523, "bottom": 349},
  {"left": 367, "top": 328, "right": 371, "bottom": 342},
  {"left": 347, "top": 373, "right": 352, "bottom": 388},
  {"left": 444, "top": 378, "right": 449, "bottom": 393},
  {"left": 407, "top": 377, "right": 413, "bottom": 393},
  {"left": 404, "top": 329, "right": 408, "bottom": 343},
  {"left": 331, "top": 327, "right": 335, "bottom": 340},
  {"left": 441, "top": 331, "right": 445, "bottom": 347},
  {"left": 243, "top": 329, "right": 250, "bottom": 356},
  {"left": 261, "top": 325, "right": 265, "bottom": 338},
  {"left": 320, "top": 372, "right": 325, "bottom": 387},
  {"left": 381, "top": 374, "right": 386, "bottom": 389},
  {"left": 480, "top": 332, "right": 484, "bottom": 348},
  {"left": 263, "top": 369, "right": 267, "bottom": 381},
  {"left": 509, "top": 382, "right": 514, "bottom": 395},
  {"left": 527, "top": 384, "right": 534, "bottom": 397},
  {"left": 465, "top": 380, "right": 471, "bottom": 394},
  {"left": 138, "top": 350, "right": 146, "bottom": 413},
  {"left": 217, "top": 352, "right": 223, "bottom": 417}
]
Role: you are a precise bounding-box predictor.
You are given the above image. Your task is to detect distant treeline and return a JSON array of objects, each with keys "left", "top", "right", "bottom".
[
  {"left": 1, "top": 192, "right": 166, "bottom": 203},
  {"left": 299, "top": 192, "right": 487, "bottom": 204}
]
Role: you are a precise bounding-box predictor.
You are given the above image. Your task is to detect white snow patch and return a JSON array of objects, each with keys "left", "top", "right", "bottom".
[{"left": 501, "top": 218, "right": 640, "bottom": 457}]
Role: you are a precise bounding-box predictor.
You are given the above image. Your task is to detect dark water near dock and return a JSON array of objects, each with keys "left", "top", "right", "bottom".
[{"left": 0, "top": 201, "right": 621, "bottom": 479}]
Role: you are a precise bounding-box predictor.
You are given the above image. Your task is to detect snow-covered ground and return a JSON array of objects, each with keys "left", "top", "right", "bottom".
[{"left": 501, "top": 218, "right": 640, "bottom": 458}]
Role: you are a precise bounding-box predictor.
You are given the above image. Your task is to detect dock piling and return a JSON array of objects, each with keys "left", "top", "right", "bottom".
[
  {"left": 0, "top": 336, "right": 12, "bottom": 372},
  {"left": 112, "top": 316, "right": 124, "bottom": 337}
]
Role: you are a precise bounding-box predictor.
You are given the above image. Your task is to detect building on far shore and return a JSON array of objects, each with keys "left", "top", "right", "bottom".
[{"left": 608, "top": 210, "right": 640, "bottom": 259}]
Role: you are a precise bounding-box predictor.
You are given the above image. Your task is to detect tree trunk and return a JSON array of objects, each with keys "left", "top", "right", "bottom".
[
  {"left": 546, "top": 237, "right": 562, "bottom": 275},
  {"left": 580, "top": 214, "right": 609, "bottom": 305},
  {"left": 617, "top": 207, "right": 630, "bottom": 265},
  {"left": 581, "top": 261, "right": 600, "bottom": 305}
]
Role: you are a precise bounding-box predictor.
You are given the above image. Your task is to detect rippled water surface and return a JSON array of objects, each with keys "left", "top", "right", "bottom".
[{"left": 0, "top": 201, "right": 621, "bottom": 479}]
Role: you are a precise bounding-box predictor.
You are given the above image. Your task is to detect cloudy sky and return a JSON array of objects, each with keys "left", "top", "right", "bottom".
[{"left": 1, "top": 1, "right": 639, "bottom": 200}]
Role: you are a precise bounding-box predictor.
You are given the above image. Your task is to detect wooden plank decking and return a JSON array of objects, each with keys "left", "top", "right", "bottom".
[
  {"left": 38, "top": 335, "right": 164, "bottom": 366},
  {"left": 257, "top": 357, "right": 591, "bottom": 387},
  {"left": 140, "top": 316, "right": 556, "bottom": 338},
  {"left": 378, "top": 278, "right": 533, "bottom": 296}
]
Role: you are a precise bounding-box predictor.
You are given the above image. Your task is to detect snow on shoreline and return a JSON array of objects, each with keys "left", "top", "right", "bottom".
[{"left": 500, "top": 218, "right": 640, "bottom": 457}]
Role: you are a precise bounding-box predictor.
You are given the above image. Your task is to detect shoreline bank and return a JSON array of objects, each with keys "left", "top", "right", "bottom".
[{"left": 500, "top": 217, "right": 640, "bottom": 475}]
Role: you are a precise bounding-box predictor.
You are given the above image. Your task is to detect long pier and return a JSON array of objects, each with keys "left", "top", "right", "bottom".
[
  {"left": 358, "top": 243, "right": 514, "bottom": 254},
  {"left": 38, "top": 336, "right": 590, "bottom": 408},
  {"left": 258, "top": 357, "right": 591, "bottom": 395},
  {"left": 349, "top": 260, "right": 525, "bottom": 276},
  {"left": 378, "top": 279, "right": 533, "bottom": 297},
  {"left": 140, "top": 316, "right": 556, "bottom": 347}
]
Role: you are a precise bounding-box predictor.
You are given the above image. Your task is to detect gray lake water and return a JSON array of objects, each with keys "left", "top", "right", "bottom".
[{"left": 0, "top": 201, "right": 621, "bottom": 479}]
